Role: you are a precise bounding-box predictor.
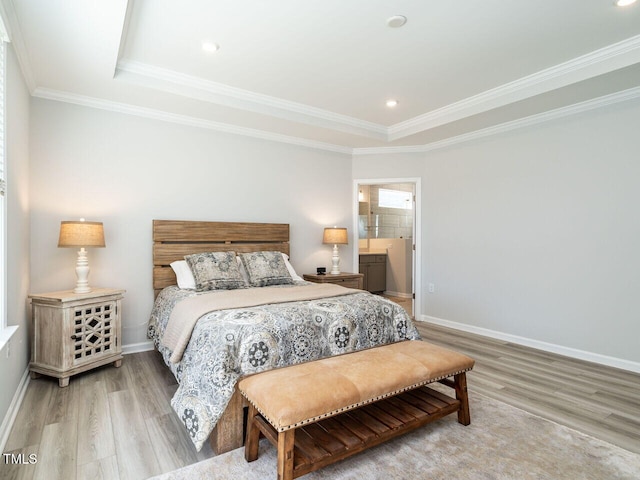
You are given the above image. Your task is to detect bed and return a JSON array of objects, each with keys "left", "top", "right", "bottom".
[{"left": 147, "top": 220, "right": 420, "bottom": 453}]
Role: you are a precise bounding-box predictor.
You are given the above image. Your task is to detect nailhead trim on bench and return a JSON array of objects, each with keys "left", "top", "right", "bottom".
[{"left": 239, "top": 366, "right": 473, "bottom": 432}]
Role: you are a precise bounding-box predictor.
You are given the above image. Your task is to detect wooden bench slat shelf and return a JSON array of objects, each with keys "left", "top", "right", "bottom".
[
  {"left": 251, "top": 385, "right": 460, "bottom": 478},
  {"left": 239, "top": 340, "right": 475, "bottom": 480}
]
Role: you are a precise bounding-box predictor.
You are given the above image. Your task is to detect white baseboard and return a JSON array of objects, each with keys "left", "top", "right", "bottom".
[
  {"left": 384, "top": 290, "right": 412, "bottom": 299},
  {"left": 122, "top": 340, "right": 155, "bottom": 354},
  {"left": 0, "top": 367, "right": 30, "bottom": 453},
  {"left": 420, "top": 314, "right": 640, "bottom": 374}
]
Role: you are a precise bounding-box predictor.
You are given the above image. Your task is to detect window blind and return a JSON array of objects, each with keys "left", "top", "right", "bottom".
[
  {"left": 0, "top": 21, "right": 7, "bottom": 333},
  {"left": 0, "top": 39, "right": 5, "bottom": 197}
]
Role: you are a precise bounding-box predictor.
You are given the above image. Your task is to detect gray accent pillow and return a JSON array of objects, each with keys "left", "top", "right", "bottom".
[
  {"left": 239, "top": 251, "right": 294, "bottom": 287},
  {"left": 184, "top": 251, "right": 247, "bottom": 291}
]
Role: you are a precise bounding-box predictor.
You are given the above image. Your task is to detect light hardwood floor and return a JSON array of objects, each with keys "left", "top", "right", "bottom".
[
  {"left": 383, "top": 294, "right": 412, "bottom": 317},
  {"left": 2, "top": 321, "right": 639, "bottom": 480},
  {"left": 417, "top": 322, "right": 640, "bottom": 455},
  {"left": 1, "top": 351, "right": 216, "bottom": 480}
]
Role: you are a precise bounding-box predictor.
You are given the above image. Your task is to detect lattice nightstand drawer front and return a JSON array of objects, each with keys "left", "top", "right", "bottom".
[
  {"left": 72, "top": 301, "right": 117, "bottom": 364},
  {"left": 29, "top": 288, "right": 125, "bottom": 387}
]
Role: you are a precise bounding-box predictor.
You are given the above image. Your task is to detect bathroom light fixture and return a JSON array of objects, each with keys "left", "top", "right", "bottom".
[
  {"left": 202, "top": 41, "right": 220, "bottom": 53},
  {"left": 615, "top": 0, "right": 636, "bottom": 6},
  {"left": 386, "top": 99, "right": 399, "bottom": 107}
]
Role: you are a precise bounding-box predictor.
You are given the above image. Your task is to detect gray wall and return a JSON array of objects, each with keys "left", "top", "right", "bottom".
[
  {"left": 0, "top": 45, "right": 31, "bottom": 445},
  {"left": 28, "top": 99, "right": 353, "bottom": 348},
  {"left": 3, "top": 48, "right": 640, "bottom": 443},
  {"left": 353, "top": 99, "right": 640, "bottom": 368}
]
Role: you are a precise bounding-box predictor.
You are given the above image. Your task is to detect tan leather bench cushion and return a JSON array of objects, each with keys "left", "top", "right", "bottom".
[{"left": 238, "top": 340, "right": 474, "bottom": 432}]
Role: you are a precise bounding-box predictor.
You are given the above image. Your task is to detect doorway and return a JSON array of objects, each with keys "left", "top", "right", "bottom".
[{"left": 352, "top": 178, "right": 421, "bottom": 318}]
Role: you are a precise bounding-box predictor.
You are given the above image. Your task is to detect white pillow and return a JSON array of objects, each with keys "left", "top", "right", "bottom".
[
  {"left": 281, "top": 253, "right": 303, "bottom": 281},
  {"left": 170, "top": 260, "right": 196, "bottom": 290},
  {"left": 236, "top": 256, "right": 250, "bottom": 285}
]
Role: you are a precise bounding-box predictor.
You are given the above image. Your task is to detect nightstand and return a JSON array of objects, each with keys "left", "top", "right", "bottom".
[
  {"left": 303, "top": 272, "right": 364, "bottom": 290},
  {"left": 28, "top": 288, "right": 125, "bottom": 387}
]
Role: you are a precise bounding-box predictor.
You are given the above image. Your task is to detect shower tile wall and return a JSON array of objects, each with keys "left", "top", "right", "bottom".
[{"left": 362, "top": 183, "right": 413, "bottom": 239}]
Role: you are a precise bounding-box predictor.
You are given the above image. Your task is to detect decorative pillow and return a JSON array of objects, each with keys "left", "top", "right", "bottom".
[
  {"left": 170, "top": 260, "right": 196, "bottom": 289},
  {"left": 184, "top": 251, "right": 246, "bottom": 291},
  {"left": 240, "top": 251, "right": 294, "bottom": 287}
]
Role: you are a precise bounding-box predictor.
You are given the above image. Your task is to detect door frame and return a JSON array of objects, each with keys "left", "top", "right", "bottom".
[{"left": 352, "top": 177, "right": 421, "bottom": 318}]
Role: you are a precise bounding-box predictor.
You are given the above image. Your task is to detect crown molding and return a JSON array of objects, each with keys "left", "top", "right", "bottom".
[
  {"left": 31, "top": 83, "right": 640, "bottom": 159},
  {"left": 0, "top": 0, "right": 36, "bottom": 92},
  {"left": 388, "top": 34, "right": 640, "bottom": 141},
  {"left": 0, "top": 3, "right": 9, "bottom": 42},
  {"left": 116, "top": 35, "right": 640, "bottom": 144},
  {"left": 4, "top": 2, "right": 640, "bottom": 150},
  {"left": 115, "top": 59, "right": 388, "bottom": 141},
  {"left": 112, "top": 0, "right": 133, "bottom": 78},
  {"left": 353, "top": 85, "right": 640, "bottom": 156},
  {"left": 32, "top": 87, "right": 354, "bottom": 155}
]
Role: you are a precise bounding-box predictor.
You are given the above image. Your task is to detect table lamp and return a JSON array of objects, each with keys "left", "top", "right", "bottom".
[
  {"left": 58, "top": 220, "right": 105, "bottom": 293},
  {"left": 322, "top": 227, "right": 348, "bottom": 275}
]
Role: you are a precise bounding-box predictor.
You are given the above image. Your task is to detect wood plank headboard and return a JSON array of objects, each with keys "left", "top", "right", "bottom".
[{"left": 153, "top": 220, "right": 290, "bottom": 297}]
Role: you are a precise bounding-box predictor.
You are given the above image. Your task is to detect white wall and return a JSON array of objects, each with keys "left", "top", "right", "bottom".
[
  {"left": 353, "top": 99, "right": 640, "bottom": 368},
  {"left": 29, "top": 99, "right": 353, "bottom": 347},
  {"left": 0, "top": 45, "right": 31, "bottom": 443}
]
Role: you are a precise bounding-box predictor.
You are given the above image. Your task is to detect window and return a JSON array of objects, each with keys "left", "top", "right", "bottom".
[
  {"left": 378, "top": 188, "right": 413, "bottom": 210},
  {"left": 0, "top": 19, "right": 11, "bottom": 346},
  {"left": 0, "top": 42, "right": 4, "bottom": 308}
]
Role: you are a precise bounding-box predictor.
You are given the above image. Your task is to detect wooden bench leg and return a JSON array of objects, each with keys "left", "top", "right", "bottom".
[
  {"left": 454, "top": 372, "right": 471, "bottom": 425},
  {"left": 245, "top": 404, "right": 261, "bottom": 462},
  {"left": 277, "top": 429, "right": 295, "bottom": 480}
]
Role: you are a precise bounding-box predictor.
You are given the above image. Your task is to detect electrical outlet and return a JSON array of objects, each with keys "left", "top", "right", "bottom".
[{"left": 428, "top": 283, "right": 435, "bottom": 293}]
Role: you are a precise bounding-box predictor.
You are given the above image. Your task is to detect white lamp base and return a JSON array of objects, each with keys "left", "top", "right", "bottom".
[
  {"left": 330, "top": 244, "right": 341, "bottom": 274},
  {"left": 73, "top": 247, "right": 92, "bottom": 294}
]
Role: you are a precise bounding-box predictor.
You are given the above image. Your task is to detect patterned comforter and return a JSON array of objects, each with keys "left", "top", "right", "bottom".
[{"left": 147, "top": 282, "right": 420, "bottom": 451}]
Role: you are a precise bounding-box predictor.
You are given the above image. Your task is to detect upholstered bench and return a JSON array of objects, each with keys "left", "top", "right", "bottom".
[{"left": 238, "top": 340, "right": 475, "bottom": 480}]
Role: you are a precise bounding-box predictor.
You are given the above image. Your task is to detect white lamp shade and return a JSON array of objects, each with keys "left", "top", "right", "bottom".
[
  {"left": 322, "top": 227, "right": 348, "bottom": 245},
  {"left": 58, "top": 221, "right": 105, "bottom": 294},
  {"left": 58, "top": 221, "right": 105, "bottom": 248}
]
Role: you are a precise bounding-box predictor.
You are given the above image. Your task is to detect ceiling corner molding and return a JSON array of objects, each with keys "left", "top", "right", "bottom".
[
  {"left": 115, "top": 59, "right": 388, "bottom": 141},
  {"left": 354, "top": 85, "right": 640, "bottom": 156},
  {"left": 112, "top": 0, "right": 134, "bottom": 78},
  {"left": 0, "top": 0, "right": 36, "bottom": 92},
  {"left": 32, "top": 87, "right": 353, "bottom": 155},
  {"left": 0, "top": 3, "right": 8, "bottom": 42},
  {"left": 388, "top": 35, "right": 640, "bottom": 142}
]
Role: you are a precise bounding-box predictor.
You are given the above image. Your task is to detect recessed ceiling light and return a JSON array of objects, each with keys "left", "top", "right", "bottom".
[
  {"left": 387, "top": 15, "right": 407, "bottom": 28},
  {"left": 386, "top": 99, "right": 399, "bottom": 108},
  {"left": 615, "top": 0, "right": 636, "bottom": 6},
  {"left": 202, "top": 41, "right": 220, "bottom": 53}
]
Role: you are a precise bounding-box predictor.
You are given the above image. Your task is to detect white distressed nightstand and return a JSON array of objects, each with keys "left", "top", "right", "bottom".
[{"left": 28, "top": 288, "right": 125, "bottom": 387}]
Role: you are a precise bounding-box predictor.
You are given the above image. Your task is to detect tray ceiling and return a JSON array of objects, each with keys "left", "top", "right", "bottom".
[{"left": 3, "top": 0, "right": 640, "bottom": 154}]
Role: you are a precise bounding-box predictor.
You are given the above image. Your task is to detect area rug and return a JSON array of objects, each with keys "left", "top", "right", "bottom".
[{"left": 149, "top": 388, "right": 640, "bottom": 479}]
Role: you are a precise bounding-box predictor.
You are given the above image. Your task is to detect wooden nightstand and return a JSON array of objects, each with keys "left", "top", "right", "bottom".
[
  {"left": 28, "top": 288, "right": 125, "bottom": 387},
  {"left": 303, "top": 272, "right": 364, "bottom": 290}
]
